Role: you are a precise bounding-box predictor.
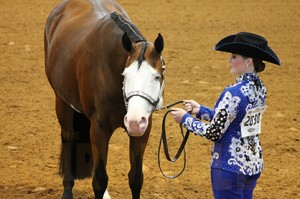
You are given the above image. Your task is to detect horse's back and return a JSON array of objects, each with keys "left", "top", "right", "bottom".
[
  {"left": 45, "top": 0, "right": 128, "bottom": 48},
  {"left": 45, "top": 0, "right": 128, "bottom": 121}
]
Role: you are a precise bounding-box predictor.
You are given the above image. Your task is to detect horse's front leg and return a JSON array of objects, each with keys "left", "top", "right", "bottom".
[
  {"left": 128, "top": 120, "right": 151, "bottom": 199},
  {"left": 90, "top": 118, "right": 112, "bottom": 199}
]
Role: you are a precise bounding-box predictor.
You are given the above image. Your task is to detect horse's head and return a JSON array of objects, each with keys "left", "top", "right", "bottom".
[{"left": 122, "top": 33, "right": 165, "bottom": 137}]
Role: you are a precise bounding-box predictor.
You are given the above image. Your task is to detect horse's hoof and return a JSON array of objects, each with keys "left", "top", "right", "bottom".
[{"left": 61, "top": 190, "right": 73, "bottom": 199}]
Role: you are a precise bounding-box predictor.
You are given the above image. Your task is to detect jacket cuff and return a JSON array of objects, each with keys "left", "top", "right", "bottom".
[
  {"left": 182, "top": 113, "right": 192, "bottom": 124},
  {"left": 196, "top": 105, "right": 213, "bottom": 121}
]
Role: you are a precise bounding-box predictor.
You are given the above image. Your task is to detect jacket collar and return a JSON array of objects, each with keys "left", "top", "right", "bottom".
[{"left": 236, "top": 73, "right": 259, "bottom": 83}]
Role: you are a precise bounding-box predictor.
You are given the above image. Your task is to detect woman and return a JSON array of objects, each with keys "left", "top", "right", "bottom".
[{"left": 170, "top": 32, "right": 280, "bottom": 199}]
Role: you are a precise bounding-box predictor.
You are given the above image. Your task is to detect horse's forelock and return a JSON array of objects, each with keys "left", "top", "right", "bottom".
[{"left": 126, "top": 42, "right": 163, "bottom": 73}]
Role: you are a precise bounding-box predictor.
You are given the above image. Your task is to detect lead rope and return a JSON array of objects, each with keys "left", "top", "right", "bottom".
[{"left": 156, "top": 101, "right": 191, "bottom": 179}]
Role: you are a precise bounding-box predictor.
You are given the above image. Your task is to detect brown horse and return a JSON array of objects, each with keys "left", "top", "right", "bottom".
[{"left": 44, "top": 0, "right": 165, "bottom": 198}]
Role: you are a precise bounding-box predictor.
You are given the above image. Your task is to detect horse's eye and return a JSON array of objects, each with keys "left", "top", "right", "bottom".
[{"left": 155, "top": 75, "right": 161, "bottom": 81}]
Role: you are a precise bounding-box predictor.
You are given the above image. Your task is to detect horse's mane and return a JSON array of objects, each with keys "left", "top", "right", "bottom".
[{"left": 110, "top": 12, "right": 146, "bottom": 43}]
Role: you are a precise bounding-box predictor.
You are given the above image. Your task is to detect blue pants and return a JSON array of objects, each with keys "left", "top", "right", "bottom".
[{"left": 211, "top": 168, "right": 261, "bottom": 199}]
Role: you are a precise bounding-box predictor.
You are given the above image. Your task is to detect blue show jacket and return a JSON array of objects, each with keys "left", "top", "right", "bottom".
[{"left": 182, "top": 73, "right": 266, "bottom": 176}]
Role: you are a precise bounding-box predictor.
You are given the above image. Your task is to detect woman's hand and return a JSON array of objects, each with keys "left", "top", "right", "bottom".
[
  {"left": 183, "top": 100, "right": 200, "bottom": 115},
  {"left": 170, "top": 108, "right": 187, "bottom": 124}
]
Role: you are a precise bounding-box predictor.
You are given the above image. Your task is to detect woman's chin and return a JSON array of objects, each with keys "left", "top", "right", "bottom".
[{"left": 230, "top": 68, "right": 237, "bottom": 74}]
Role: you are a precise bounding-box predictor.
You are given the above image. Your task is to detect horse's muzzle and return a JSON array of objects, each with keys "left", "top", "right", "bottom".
[{"left": 124, "top": 115, "right": 148, "bottom": 137}]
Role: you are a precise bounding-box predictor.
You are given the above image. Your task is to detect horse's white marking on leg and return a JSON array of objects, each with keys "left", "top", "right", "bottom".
[{"left": 103, "top": 189, "right": 111, "bottom": 199}]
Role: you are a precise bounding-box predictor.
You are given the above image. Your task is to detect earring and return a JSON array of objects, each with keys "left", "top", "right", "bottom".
[{"left": 246, "top": 64, "right": 249, "bottom": 68}]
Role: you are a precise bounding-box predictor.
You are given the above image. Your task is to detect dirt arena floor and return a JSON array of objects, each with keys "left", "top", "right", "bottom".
[{"left": 1, "top": 0, "right": 300, "bottom": 198}]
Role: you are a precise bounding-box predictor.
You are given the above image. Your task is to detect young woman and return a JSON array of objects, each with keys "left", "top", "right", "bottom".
[{"left": 170, "top": 32, "right": 280, "bottom": 199}]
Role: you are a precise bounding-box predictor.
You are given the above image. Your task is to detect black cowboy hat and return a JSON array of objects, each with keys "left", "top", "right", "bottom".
[{"left": 214, "top": 32, "right": 281, "bottom": 65}]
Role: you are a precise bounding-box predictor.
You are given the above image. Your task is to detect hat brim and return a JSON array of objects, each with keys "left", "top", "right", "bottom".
[{"left": 214, "top": 34, "right": 281, "bottom": 65}]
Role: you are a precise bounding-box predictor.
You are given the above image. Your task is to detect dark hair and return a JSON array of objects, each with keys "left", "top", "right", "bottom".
[
  {"left": 242, "top": 55, "right": 265, "bottom": 73},
  {"left": 252, "top": 58, "right": 265, "bottom": 73}
]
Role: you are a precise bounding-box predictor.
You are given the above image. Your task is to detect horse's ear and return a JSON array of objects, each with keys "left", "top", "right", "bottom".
[
  {"left": 154, "top": 33, "right": 164, "bottom": 53},
  {"left": 122, "top": 32, "right": 132, "bottom": 52}
]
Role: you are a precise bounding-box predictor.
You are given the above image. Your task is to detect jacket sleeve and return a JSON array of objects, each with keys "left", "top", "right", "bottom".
[
  {"left": 181, "top": 88, "right": 241, "bottom": 142},
  {"left": 196, "top": 105, "right": 214, "bottom": 121}
]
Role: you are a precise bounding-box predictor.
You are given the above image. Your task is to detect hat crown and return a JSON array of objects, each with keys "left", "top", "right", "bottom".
[{"left": 234, "top": 32, "right": 268, "bottom": 49}]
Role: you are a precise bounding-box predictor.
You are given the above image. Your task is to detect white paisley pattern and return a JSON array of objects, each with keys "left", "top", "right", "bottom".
[
  {"left": 228, "top": 137, "right": 263, "bottom": 175},
  {"left": 240, "top": 82, "right": 266, "bottom": 107},
  {"left": 216, "top": 91, "right": 241, "bottom": 120}
]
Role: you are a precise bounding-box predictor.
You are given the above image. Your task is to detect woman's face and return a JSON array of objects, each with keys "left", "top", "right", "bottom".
[{"left": 228, "top": 54, "right": 248, "bottom": 75}]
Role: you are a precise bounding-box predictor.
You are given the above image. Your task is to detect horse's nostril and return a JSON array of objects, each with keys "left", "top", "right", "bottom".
[
  {"left": 141, "top": 116, "right": 147, "bottom": 123},
  {"left": 139, "top": 117, "right": 147, "bottom": 128},
  {"left": 124, "top": 115, "right": 128, "bottom": 125}
]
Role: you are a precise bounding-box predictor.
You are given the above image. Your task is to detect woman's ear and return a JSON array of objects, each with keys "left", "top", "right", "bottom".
[
  {"left": 249, "top": 58, "right": 254, "bottom": 64},
  {"left": 246, "top": 58, "right": 253, "bottom": 67}
]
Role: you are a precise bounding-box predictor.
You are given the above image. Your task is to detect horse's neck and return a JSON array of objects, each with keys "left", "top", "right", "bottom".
[{"left": 90, "top": 0, "right": 129, "bottom": 20}]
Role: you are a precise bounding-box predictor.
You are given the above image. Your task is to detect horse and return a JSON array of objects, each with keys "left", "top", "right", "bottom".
[{"left": 44, "top": 0, "right": 165, "bottom": 198}]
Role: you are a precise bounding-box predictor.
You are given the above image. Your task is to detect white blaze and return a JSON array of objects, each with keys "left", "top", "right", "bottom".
[{"left": 123, "top": 61, "right": 162, "bottom": 136}]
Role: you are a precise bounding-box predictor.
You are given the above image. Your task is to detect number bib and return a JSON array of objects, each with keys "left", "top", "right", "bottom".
[{"left": 241, "top": 106, "right": 267, "bottom": 138}]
